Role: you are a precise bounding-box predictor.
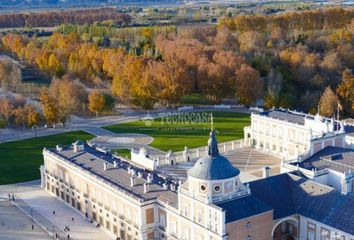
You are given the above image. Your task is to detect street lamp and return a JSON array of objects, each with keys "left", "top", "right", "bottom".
[{"left": 32, "top": 125, "right": 37, "bottom": 138}]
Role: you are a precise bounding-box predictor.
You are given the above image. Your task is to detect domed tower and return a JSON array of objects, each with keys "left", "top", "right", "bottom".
[{"left": 185, "top": 130, "right": 248, "bottom": 204}]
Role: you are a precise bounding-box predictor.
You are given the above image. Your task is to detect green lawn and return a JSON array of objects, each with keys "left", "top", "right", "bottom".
[
  {"left": 113, "top": 149, "right": 131, "bottom": 159},
  {"left": 180, "top": 93, "right": 212, "bottom": 105},
  {"left": 0, "top": 131, "right": 93, "bottom": 185},
  {"left": 105, "top": 111, "right": 250, "bottom": 152}
]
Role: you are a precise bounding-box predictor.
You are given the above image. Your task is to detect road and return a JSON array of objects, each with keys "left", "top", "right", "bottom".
[
  {"left": 0, "top": 106, "right": 252, "bottom": 144},
  {"left": 0, "top": 115, "right": 138, "bottom": 144}
]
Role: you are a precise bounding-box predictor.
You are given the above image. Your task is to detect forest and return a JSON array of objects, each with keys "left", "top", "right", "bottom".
[
  {"left": 0, "top": 7, "right": 353, "bottom": 127},
  {"left": 0, "top": 8, "right": 131, "bottom": 28}
]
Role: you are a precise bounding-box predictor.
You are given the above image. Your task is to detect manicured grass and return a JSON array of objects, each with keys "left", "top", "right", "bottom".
[
  {"left": 0, "top": 131, "right": 94, "bottom": 185},
  {"left": 180, "top": 93, "right": 212, "bottom": 105},
  {"left": 113, "top": 149, "right": 131, "bottom": 159},
  {"left": 104, "top": 111, "right": 250, "bottom": 152}
]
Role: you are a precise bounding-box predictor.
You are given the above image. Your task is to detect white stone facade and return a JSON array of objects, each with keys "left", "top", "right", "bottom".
[
  {"left": 40, "top": 138, "right": 354, "bottom": 240},
  {"left": 244, "top": 109, "right": 350, "bottom": 160}
]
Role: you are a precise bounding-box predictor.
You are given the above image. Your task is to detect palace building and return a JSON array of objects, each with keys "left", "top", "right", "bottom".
[
  {"left": 281, "top": 145, "right": 354, "bottom": 196},
  {"left": 244, "top": 108, "right": 354, "bottom": 161},
  {"left": 40, "top": 131, "right": 354, "bottom": 240}
]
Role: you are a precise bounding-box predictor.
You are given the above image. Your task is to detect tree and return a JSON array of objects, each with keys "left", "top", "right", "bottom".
[
  {"left": 12, "top": 107, "right": 27, "bottom": 127},
  {"left": 320, "top": 52, "right": 342, "bottom": 73},
  {"left": 0, "top": 98, "right": 14, "bottom": 121},
  {"left": 337, "top": 69, "right": 354, "bottom": 113},
  {"left": 264, "top": 91, "right": 278, "bottom": 109},
  {"left": 39, "top": 88, "right": 59, "bottom": 124},
  {"left": 235, "top": 64, "right": 264, "bottom": 105},
  {"left": 88, "top": 91, "right": 105, "bottom": 117},
  {"left": 48, "top": 53, "right": 64, "bottom": 77},
  {"left": 0, "top": 59, "right": 21, "bottom": 91},
  {"left": 320, "top": 86, "right": 339, "bottom": 117},
  {"left": 25, "top": 104, "right": 41, "bottom": 127},
  {"left": 48, "top": 76, "right": 86, "bottom": 125},
  {"left": 238, "top": 31, "right": 265, "bottom": 53}
]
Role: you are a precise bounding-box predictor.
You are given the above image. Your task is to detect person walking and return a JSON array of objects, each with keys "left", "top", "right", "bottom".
[{"left": 32, "top": 224, "right": 34, "bottom": 230}]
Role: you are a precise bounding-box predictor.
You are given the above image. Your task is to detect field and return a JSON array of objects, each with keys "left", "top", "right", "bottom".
[
  {"left": 0, "top": 131, "right": 93, "bottom": 185},
  {"left": 104, "top": 111, "right": 250, "bottom": 152}
]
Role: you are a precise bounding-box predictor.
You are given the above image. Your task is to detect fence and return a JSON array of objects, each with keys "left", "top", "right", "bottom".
[
  {"left": 12, "top": 195, "right": 67, "bottom": 240},
  {"left": 152, "top": 139, "right": 245, "bottom": 166}
]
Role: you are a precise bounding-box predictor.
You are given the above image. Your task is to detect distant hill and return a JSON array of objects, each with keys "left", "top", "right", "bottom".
[{"left": 0, "top": 0, "right": 179, "bottom": 9}]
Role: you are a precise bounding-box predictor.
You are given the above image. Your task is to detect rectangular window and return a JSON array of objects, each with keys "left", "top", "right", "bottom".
[
  {"left": 320, "top": 227, "right": 330, "bottom": 240},
  {"left": 307, "top": 222, "right": 316, "bottom": 240},
  {"left": 159, "top": 214, "right": 165, "bottom": 227}
]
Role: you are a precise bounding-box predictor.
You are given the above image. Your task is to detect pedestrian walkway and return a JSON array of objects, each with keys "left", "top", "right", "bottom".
[
  {"left": 16, "top": 189, "right": 114, "bottom": 240},
  {"left": 0, "top": 200, "right": 50, "bottom": 240},
  {"left": 0, "top": 181, "right": 114, "bottom": 240}
]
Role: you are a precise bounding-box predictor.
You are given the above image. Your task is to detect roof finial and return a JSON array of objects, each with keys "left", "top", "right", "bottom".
[{"left": 208, "top": 129, "right": 219, "bottom": 157}]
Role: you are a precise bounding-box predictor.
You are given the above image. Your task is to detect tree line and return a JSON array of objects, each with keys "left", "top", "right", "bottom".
[
  {"left": 0, "top": 8, "right": 131, "bottom": 28},
  {"left": 1, "top": 7, "right": 354, "bottom": 118},
  {"left": 220, "top": 7, "right": 354, "bottom": 33}
]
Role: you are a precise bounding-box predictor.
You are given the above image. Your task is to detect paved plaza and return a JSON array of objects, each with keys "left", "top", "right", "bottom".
[
  {"left": 0, "top": 200, "right": 50, "bottom": 240},
  {"left": 0, "top": 182, "right": 114, "bottom": 240},
  {"left": 158, "top": 147, "right": 282, "bottom": 181}
]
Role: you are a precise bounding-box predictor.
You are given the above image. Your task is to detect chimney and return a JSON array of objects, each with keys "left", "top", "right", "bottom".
[
  {"left": 56, "top": 145, "right": 63, "bottom": 152},
  {"left": 130, "top": 176, "right": 135, "bottom": 187},
  {"left": 104, "top": 162, "right": 108, "bottom": 171},
  {"left": 147, "top": 173, "right": 153, "bottom": 183},
  {"left": 113, "top": 161, "right": 118, "bottom": 168},
  {"left": 262, "top": 166, "right": 271, "bottom": 178},
  {"left": 143, "top": 183, "right": 148, "bottom": 193}
]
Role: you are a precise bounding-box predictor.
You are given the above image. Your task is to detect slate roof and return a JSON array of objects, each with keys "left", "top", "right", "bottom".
[
  {"left": 259, "top": 109, "right": 307, "bottom": 125},
  {"left": 250, "top": 173, "right": 354, "bottom": 235},
  {"left": 296, "top": 146, "right": 354, "bottom": 173},
  {"left": 46, "top": 144, "right": 178, "bottom": 208},
  {"left": 187, "top": 130, "right": 240, "bottom": 180},
  {"left": 188, "top": 154, "right": 240, "bottom": 180},
  {"left": 216, "top": 195, "right": 272, "bottom": 223}
]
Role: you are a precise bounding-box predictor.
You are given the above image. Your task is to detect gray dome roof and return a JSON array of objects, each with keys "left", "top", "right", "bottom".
[{"left": 187, "top": 131, "right": 240, "bottom": 180}]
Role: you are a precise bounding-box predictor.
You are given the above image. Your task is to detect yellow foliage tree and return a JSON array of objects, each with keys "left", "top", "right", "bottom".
[
  {"left": 88, "top": 91, "right": 105, "bottom": 117},
  {"left": 39, "top": 88, "right": 59, "bottom": 125},
  {"left": 320, "top": 86, "right": 339, "bottom": 117}
]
